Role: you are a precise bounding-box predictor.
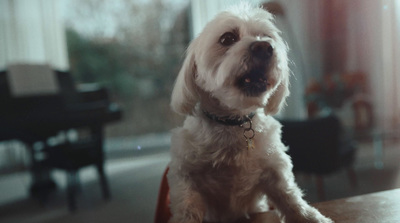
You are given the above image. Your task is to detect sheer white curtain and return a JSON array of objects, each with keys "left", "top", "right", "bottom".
[
  {"left": 378, "top": 0, "right": 400, "bottom": 130},
  {"left": 277, "top": 0, "right": 400, "bottom": 129},
  {"left": 0, "top": 0, "right": 69, "bottom": 70},
  {"left": 343, "top": 0, "right": 400, "bottom": 130}
]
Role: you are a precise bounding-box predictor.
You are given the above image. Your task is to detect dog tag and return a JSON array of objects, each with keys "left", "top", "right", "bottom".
[
  {"left": 246, "top": 138, "right": 255, "bottom": 150},
  {"left": 242, "top": 117, "right": 256, "bottom": 150}
]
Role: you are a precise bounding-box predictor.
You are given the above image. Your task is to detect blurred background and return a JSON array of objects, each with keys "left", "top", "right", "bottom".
[{"left": 0, "top": 0, "right": 399, "bottom": 222}]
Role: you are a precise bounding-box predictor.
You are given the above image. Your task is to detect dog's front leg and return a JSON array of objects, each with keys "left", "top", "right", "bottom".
[
  {"left": 261, "top": 154, "right": 333, "bottom": 223},
  {"left": 168, "top": 176, "right": 206, "bottom": 223}
]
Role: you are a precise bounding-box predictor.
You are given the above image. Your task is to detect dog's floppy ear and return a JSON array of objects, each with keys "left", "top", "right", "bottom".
[
  {"left": 265, "top": 72, "right": 290, "bottom": 115},
  {"left": 170, "top": 43, "right": 199, "bottom": 115}
]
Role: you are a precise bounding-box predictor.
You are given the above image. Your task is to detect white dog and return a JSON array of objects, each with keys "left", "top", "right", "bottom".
[{"left": 167, "top": 3, "right": 333, "bottom": 223}]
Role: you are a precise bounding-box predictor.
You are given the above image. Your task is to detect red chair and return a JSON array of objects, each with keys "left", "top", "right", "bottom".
[{"left": 154, "top": 167, "right": 172, "bottom": 223}]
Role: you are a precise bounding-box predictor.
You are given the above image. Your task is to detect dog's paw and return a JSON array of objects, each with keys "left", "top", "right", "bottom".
[
  {"left": 168, "top": 219, "right": 201, "bottom": 223},
  {"left": 285, "top": 215, "right": 333, "bottom": 223},
  {"left": 303, "top": 214, "right": 333, "bottom": 223},
  {"left": 284, "top": 207, "right": 333, "bottom": 223}
]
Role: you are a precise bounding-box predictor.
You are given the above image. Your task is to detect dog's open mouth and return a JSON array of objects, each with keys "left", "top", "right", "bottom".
[{"left": 237, "top": 69, "right": 270, "bottom": 97}]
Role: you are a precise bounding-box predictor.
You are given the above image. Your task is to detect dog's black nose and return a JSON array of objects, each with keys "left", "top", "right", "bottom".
[{"left": 250, "top": 41, "right": 273, "bottom": 59}]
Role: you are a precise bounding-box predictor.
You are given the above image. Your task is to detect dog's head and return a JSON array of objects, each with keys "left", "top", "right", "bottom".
[{"left": 171, "top": 3, "right": 289, "bottom": 116}]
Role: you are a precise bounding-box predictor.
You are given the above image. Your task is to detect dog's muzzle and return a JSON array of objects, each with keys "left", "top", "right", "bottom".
[{"left": 237, "top": 41, "right": 273, "bottom": 97}]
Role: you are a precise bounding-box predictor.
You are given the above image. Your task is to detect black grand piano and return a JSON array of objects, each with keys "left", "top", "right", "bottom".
[{"left": 0, "top": 65, "right": 122, "bottom": 210}]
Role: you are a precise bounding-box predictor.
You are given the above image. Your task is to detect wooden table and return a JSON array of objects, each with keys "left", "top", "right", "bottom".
[
  {"left": 227, "top": 189, "right": 400, "bottom": 223},
  {"left": 313, "top": 188, "right": 400, "bottom": 223}
]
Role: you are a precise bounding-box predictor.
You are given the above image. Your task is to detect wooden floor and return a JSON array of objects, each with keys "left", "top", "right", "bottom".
[{"left": 0, "top": 140, "right": 399, "bottom": 223}]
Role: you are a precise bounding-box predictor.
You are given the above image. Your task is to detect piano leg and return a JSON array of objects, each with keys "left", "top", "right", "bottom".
[
  {"left": 28, "top": 143, "right": 57, "bottom": 199},
  {"left": 67, "top": 171, "right": 78, "bottom": 211},
  {"left": 97, "top": 163, "right": 111, "bottom": 200},
  {"left": 91, "top": 125, "right": 111, "bottom": 200},
  {"left": 29, "top": 169, "right": 57, "bottom": 199}
]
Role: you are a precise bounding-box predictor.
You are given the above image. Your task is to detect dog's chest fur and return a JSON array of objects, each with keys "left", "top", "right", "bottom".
[{"left": 170, "top": 114, "right": 277, "bottom": 218}]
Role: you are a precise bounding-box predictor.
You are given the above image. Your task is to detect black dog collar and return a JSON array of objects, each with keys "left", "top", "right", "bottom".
[{"left": 202, "top": 110, "right": 255, "bottom": 126}]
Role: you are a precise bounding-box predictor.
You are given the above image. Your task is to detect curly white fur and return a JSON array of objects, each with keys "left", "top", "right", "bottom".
[{"left": 168, "top": 3, "right": 333, "bottom": 223}]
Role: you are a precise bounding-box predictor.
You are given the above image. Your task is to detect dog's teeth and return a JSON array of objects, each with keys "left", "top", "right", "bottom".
[{"left": 245, "top": 78, "right": 251, "bottom": 83}]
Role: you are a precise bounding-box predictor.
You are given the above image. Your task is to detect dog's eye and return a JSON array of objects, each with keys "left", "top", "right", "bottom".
[{"left": 219, "top": 32, "right": 239, "bottom": 46}]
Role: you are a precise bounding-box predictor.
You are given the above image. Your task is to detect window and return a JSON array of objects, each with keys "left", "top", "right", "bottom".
[{"left": 63, "top": 0, "right": 190, "bottom": 138}]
